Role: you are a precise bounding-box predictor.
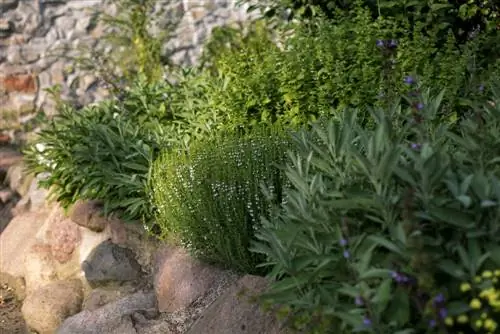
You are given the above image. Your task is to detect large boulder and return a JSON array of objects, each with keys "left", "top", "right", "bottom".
[
  {"left": 56, "top": 291, "right": 157, "bottom": 334},
  {"left": 21, "top": 279, "right": 84, "bottom": 334},
  {"left": 82, "top": 240, "right": 143, "bottom": 288},
  {"left": 0, "top": 208, "right": 49, "bottom": 277},
  {"left": 154, "top": 246, "right": 232, "bottom": 313},
  {"left": 186, "top": 275, "right": 290, "bottom": 334},
  {"left": 22, "top": 204, "right": 115, "bottom": 294}
]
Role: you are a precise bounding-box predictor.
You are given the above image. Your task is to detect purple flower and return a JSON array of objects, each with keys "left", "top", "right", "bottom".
[
  {"left": 404, "top": 76, "right": 416, "bottom": 85},
  {"left": 433, "top": 293, "right": 445, "bottom": 305},
  {"left": 355, "top": 296, "right": 364, "bottom": 306},
  {"left": 391, "top": 271, "right": 399, "bottom": 279},
  {"left": 479, "top": 84, "right": 485, "bottom": 92},
  {"left": 340, "top": 238, "right": 348, "bottom": 247},
  {"left": 416, "top": 102, "right": 424, "bottom": 110},
  {"left": 429, "top": 319, "right": 437, "bottom": 328},
  {"left": 411, "top": 143, "right": 422, "bottom": 150},
  {"left": 376, "top": 39, "right": 385, "bottom": 47},
  {"left": 363, "top": 317, "right": 372, "bottom": 326},
  {"left": 439, "top": 308, "right": 448, "bottom": 319},
  {"left": 388, "top": 39, "right": 398, "bottom": 48},
  {"left": 343, "top": 250, "right": 350, "bottom": 259}
]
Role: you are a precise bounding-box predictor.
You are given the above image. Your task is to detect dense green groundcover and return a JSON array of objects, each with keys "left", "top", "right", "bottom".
[{"left": 22, "top": 0, "right": 500, "bottom": 332}]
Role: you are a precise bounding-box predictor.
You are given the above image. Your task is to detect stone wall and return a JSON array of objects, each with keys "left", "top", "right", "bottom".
[{"left": 0, "top": 0, "right": 252, "bottom": 117}]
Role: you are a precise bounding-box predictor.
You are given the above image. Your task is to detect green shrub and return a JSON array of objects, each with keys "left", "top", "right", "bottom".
[
  {"left": 198, "top": 5, "right": 498, "bottom": 129},
  {"left": 23, "top": 100, "right": 159, "bottom": 222},
  {"left": 151, "top": 128, "right": 292, "bottom": 273},
  {"left": 251, "top": 84, "right": 500, "bottom": 332},
  {"left": 66, "top": 0, "right": 177, "bottom": 93}
]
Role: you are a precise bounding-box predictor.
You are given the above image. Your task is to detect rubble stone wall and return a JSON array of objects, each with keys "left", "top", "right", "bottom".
[{"left": 0, "top": 0, "right": 252, "bottom": 116}]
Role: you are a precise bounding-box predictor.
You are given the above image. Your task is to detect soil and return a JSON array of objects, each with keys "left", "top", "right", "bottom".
[{"left": 0, "top": 280, "right": 29, "bottom": 334}]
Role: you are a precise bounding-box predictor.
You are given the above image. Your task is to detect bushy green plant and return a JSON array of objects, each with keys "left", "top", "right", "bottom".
[
  {"left": 65, "top": 0, "right": 177, "bottom": 94},
  {"left": 251, "top": 83, "right": 500, "bottom": 333},
  {"left": 277, "top": 6, "right": 498, "bottom": 118},
  {"left": 151, "top": 128, "right": 292, "bottom": 273},
  {"left": 23, "top": 100, "right": 160, "bottom": 222},
  {"left": 196, "top": 4, "right": 498, "bottom": 130}
]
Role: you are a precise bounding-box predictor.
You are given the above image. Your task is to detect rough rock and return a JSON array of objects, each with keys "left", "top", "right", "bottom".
[
  {"left": 21, "top": 279, "right": 84, "bottom": 334},
  {"left": 55, "top": 290, "right": 157, "bottom": 334},
  {"left": 0, "top": 0, "right": 253, "bottom": 116},
  {"left": 82, "top": 285, "right": 138, "bottom": 311},
  {"left": 22, "top": 204, "right": 114, "bottom": 294},
  {"left": 154, "top": 246, "right": 227, "bottom": 313},
  {"left": 23, "top": 242, "right": 59, "bottom": 294},
  {"left": 0, "top": 188, "right": 15, "bottom": 203},
  {"left": 0, "top": 209, "right": 49, "bottom": 278},
  {"left": 4, "top": 161, "right": 33, "bottom": 197},
  {"left": 69, "top": 199, "right": 108, "bottom": 232},
  {"left": 186, "top": 275, "right": 289, "bottom": 334},
  {"left": 82, "top": 240, "right": 143, "bottom": 288}
]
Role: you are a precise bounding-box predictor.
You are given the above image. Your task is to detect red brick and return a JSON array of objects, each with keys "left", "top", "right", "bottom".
[{"left": 0, "top": 73, "right": 37, "bottom": 93}]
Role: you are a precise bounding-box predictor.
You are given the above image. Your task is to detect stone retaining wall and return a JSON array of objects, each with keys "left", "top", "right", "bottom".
[{"left": 0, "top": 0, "right": 252, "bottom": 117}]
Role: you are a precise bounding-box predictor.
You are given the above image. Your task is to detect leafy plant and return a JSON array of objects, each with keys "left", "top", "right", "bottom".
[
  {"left": 60, "top": 0, "right": 178, "bottom": 94},
  {"left": 23, "top": 100, "right": 160, "bottom": 222},
  {"left": 151, "top": 127, "right": 292, "bottom": 273},
  {"left": 251, "top": 82, "right": 500, "bottom": 332}
]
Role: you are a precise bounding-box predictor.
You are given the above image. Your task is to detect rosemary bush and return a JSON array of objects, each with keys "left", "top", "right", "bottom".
[
  {"left": 151, "top": 128, "right": 292, "bottom": 273},
  {"left": 251, "top": 82, "right": 500, "bottom": 333}
]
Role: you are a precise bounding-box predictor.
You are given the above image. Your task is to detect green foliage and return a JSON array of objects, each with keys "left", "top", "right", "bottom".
[
  {"left": 23, "top": 100, "right": 159, "bottom": 222},
  {"left": 247, "top": 0, "right": 499, "bottom": 43},
  {"left": 203, "top": 6, "right": 497, "bottom": 127},
  {"left": 251, "top": 85, "right": 500, "bottom": 332},
  {"left": 66, "top": 0, "right": 177, "bottom": 93},
  {"left": 151, "top": 128, "right": 292, "bottom": 273}
]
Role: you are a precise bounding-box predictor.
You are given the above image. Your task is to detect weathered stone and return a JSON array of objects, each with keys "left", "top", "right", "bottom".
[
  {"left": 21, "top": 279, "right": 83, "bottom": 334},
  {"left": 0, "top": 188, "right": 15, "bottom": 203},
  {"left": 24, "top": 242, "right": 59, "bottom": 294},
  {"left": 56, "top": 291, "right": 156, "bottom": 334},
  {"left": 0, "top": 19, "right": 14, "bottom": 38},
  {"left": 69, "top": 199, "right": 107, "bottom": 232},
  {"left": 82, "top": 241, "right": 143, "bottom": 288},
  {"left": 186, "top": 275, "right": 290, "bottom": 334},
  {"left": 5, "top": 161, "right": 34, "bottom": 197},
  {"left": 48, "top": 217, "right": 82, "bottom": 263},
  {"left": 0, "top": 0, "right": 252, "bottom": 115},
  {"left": 82, "top": 285, "right": 137, "bottom": 311},
  {"left": 0, "top": 0, "right": 19, "bottom": 13},
  {"left": 0, "top": 209, "right": 49, "bottom": 278},
  {"left": 0, "top": 73, "right": 37, "bottom": 93},
  {"left": 154, "top": 246, "right": 227, "bottom": 313}
]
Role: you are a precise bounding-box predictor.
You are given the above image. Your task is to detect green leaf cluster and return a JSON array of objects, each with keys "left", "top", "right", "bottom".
[
  {"left": 251, "top": 83, "right": 500, "bottom": 332},
  {"left": 151, "top": 127, "right": 292, "bottom": 273}
]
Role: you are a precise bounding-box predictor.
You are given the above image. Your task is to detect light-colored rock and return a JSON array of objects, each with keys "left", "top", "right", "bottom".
[
  {"left": 5, "top": 161, "right": 34, "bottom": 197},
  {"left": 186, "top": 275, "right": 289, "bottom": 334},
  {"left": 21, "top": 203, "right": 113, "bottom": 293},
  {"left": 56, "top": 291, "right": 157, "bottom": 334},
  {"left": 24, "top": 242, "right": 59, "bottom": 294},
  {"left": 21, "top": 279, "right": 83, "bottom": 334},
  {"left": 0, "top": 209, "right": 49, "bottom": 278},
  {"left": 154, "top": 246, "right": 227, "bottom": 313}
]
